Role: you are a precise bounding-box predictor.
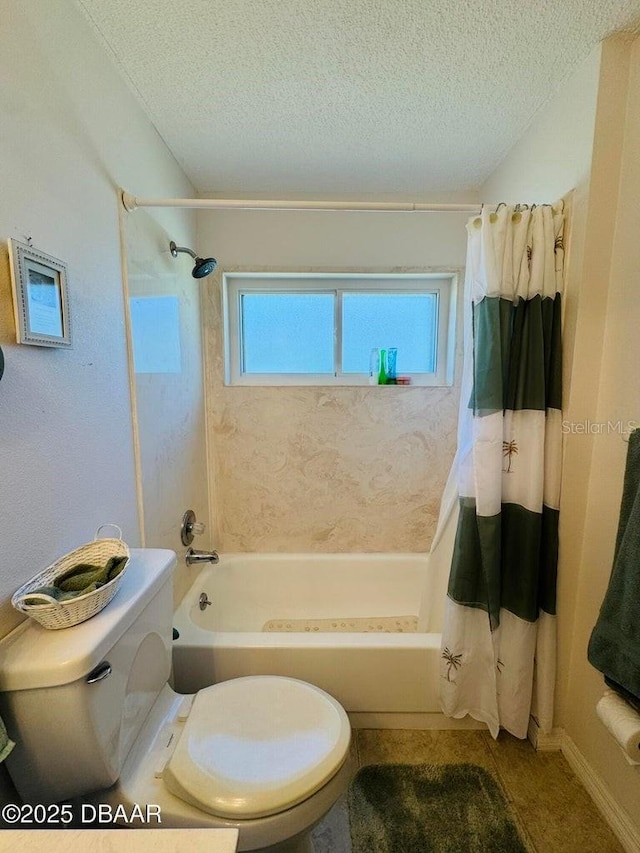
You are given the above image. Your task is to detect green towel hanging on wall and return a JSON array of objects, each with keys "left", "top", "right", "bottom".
[{"left": 588, "top": 428, "right": 640, "bottom": 701}]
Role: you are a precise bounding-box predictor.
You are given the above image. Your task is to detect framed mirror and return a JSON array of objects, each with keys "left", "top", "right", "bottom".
[{"left": 7, "top": 240, "right": 72, "bottom": 348}]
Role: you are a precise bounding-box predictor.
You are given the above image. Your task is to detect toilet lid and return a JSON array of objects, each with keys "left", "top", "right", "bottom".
[{"left": 163, "top": 676, "right": 351, "bottom": 820}]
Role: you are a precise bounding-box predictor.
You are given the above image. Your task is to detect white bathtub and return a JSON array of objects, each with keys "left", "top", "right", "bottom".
[{"left": 172, "top": 553, "right": 449, "bottom": 720}]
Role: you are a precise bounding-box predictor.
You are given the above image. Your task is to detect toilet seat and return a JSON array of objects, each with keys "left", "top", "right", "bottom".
[{"left": 162, "top": 675, "right": 351, "bottom": 820}]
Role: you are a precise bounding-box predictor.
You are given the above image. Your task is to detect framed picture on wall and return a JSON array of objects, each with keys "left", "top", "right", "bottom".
[{"left": 7, "top": 239, "right": 72, "bottom": 347}]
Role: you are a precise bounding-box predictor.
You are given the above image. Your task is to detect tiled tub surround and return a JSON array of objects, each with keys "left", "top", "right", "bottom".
[
  {"left": 172, "top": 553, "right": 449, "bottom": 716},
  {"left": 203, "top": 267, "right": 462, "bottom": 554}
]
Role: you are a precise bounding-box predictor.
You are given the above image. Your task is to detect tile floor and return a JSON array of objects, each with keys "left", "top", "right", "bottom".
[{"left": 311, "top": 729, "right": 625, "bottom": 853}]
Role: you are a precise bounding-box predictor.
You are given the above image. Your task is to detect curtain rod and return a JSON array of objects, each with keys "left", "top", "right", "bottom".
[{"left": 120, "top": 190, "right": 480, "bottom": 214}]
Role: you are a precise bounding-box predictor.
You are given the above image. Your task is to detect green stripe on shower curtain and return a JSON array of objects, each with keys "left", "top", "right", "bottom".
[
  {"left": 449, "top": 291, "right": 562, "bottom": 631},
  {"left": 470, "top": 294, "right": 562, "bottom": 415},
  {"left": 448, "top": 500, "right": 559, "bottom": 631}
]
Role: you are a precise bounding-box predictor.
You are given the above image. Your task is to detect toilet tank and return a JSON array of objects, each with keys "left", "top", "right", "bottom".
[{"left": 0, "top": 549, "right": 176, "bottom": 804}]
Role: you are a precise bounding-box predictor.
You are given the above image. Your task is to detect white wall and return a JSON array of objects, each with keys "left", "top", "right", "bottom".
[
  {"left": 482, "top": 36, "right": 640, "bottom": 837},
  {"left": 124, "top": 210, "right": 210, "bottom": 606},
  {"left": 482, "top": 46, "right": 602, "bottom": 205},
  {"left": 562, "top": 34, "right": 640, "bottom": 833},
  {"left": 0, "top": 0, "right": 195, "bottom": 635},
  {"left": 198, "top": 207, "right": 472, "bottom": 269}
]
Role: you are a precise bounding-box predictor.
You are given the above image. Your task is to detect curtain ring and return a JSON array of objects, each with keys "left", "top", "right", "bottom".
[{"left": 489, "top": 202, "right": 505, "bottom": 223}]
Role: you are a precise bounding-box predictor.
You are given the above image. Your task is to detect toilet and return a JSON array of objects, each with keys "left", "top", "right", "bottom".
[{"left": 0, "top": 550, "right": 352, "bottom": 852}]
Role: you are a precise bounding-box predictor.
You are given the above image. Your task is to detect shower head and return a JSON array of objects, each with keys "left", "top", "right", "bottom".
[
  {"left": 192, "top": 256, "right": 218, "bottom": 279},
  {"left": 169, "top": 241, "right": 217, "bottom": 279}
]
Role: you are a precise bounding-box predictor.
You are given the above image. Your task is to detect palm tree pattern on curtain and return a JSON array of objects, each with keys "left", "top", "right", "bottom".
[{"left": 439, "top": 203, "right": 564, "bottom": 739}]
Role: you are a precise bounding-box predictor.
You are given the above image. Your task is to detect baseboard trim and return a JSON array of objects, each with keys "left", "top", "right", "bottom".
[
  {"left": 527, "top": 716, "right": 564, "bottom": 751},
  {"left": 527, "top": 717, "right": 639, "bottom": 851},
  {"left": 348, "top": 711, "right": 485, "bottom": 730},
  {"left": 560, "top": 732, "right": 640, "bottom": 853}
]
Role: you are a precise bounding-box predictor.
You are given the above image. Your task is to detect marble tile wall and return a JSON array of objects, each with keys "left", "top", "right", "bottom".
[{"left": 203, "top": 268, "right": 462, "bottom": 553}]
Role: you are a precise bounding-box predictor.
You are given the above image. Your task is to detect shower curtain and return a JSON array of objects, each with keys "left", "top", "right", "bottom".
[{"left": 438, "top": 202, "right": 564, "bottom": 739}]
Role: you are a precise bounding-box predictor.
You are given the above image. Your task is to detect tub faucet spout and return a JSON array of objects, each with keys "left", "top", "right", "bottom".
[{"left": 185, "top": 548, "right": 219, "bottom": 565}]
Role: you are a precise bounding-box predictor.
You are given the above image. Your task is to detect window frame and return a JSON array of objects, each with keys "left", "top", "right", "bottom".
[{"left": 223, "top": 271, "right": 457, "bottom": 387}]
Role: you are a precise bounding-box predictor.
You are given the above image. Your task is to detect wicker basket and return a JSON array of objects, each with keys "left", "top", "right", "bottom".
[{"left": 11, "top": 524, "right": 130, "bottom": 630}]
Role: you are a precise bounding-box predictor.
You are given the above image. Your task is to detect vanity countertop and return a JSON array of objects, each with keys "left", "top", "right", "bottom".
[{"left": 0, "top": 828, "right": 239, "bottom": 852}]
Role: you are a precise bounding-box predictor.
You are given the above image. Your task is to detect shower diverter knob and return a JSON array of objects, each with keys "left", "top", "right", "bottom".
[{"left": 180, "top": 509, "right": 206, "bottom": 546}]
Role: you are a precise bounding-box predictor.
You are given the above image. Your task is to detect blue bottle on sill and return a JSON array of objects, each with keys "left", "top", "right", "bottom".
[{"left": 386, "top": 347, "right": 397, "bottom": 384}]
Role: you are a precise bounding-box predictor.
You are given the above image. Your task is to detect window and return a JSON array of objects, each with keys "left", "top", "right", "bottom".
[{"left": 223, "top": 273, "right": 456, "bottom": 386}]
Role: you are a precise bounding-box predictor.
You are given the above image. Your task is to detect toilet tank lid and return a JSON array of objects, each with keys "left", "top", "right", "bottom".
[{"left": 0, "top": 549, "right": 176, "bottom": 692}]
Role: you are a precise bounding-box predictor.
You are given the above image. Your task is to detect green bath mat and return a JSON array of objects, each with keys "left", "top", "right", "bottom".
[{"left": 349, "top": 763, "right": 527, "bottom": 853}]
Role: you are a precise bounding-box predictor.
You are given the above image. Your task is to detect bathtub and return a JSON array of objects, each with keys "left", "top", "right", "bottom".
[{"left": 172, "top": 552, "right": 449, "bottom": 721}]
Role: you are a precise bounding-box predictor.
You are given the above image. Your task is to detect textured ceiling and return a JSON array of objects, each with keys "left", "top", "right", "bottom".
[{"left": 77, "top": 0, "right": 640, "bottom": 196}]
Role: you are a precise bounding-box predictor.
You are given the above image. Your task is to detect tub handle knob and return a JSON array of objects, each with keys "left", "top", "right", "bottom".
[
  {"left": 199, "top": 593, "right": 212, "bottom": 611},
  {"left": 181, "top": 509, "right": 206, "bottom": 546}
]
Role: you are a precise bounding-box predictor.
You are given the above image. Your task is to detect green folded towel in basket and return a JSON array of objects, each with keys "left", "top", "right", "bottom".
[
  {"left": 55, "top": 555, "right": 128, "bottom": 592},
  {"left": 25, "top": 556, "right": 128, "bottom": 605}
]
